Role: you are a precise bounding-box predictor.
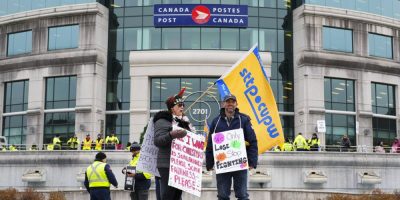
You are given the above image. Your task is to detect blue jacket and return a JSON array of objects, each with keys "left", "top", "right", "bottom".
[{"left": 205, "top": 108, "right": 258, "bottom": 170}]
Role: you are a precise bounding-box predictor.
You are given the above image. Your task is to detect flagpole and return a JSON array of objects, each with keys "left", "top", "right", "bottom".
[{"left": 184, "top": 83, "right": 216, "bottom": 114}]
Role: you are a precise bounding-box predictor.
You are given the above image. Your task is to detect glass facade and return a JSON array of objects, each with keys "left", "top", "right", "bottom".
[
  {"left": 48, "top": 25, "right": 80, "bottom": 51},
  {"left": 372, "top": 118, "right": 396, "bottom": 147},
  {"left": 105, "top": 114, "right": 130, "bottom": 146},
  {"left": 324, "top": 77, "right": 356, "bottom": 146},
  {"left": 43, "top": 112, "right": 75, "bottom": 144},
  {"left": 325, "top": 113, "right": 355, "bottom": 146},
  {"left": 368, "top": 33, "right": 392, "bottom": 59},
  {"left": 304, "top": 0, "right": 400, "bottom": 20},
  {"left": 322, "top": 26, "right": 352, "bottom": 53},
  {"left": 2, "top": 80, "right": 28, "bottom": 145},
  {"left": 371, "top": 83, "right": 395, "bottom": 116},
  {"left": 7, "top": 30, "right": 32, "bottom": 56},
  {"left": 3, "top": 80, "right": 29, "bottom": 113},
  {"left": 0, "top": 0, "right": 96, "bottom": 16},
  {"left": 45, "top": 76, "right": 77, "bottom": 109},
  {"left": 2, "top": 115, "right": 27, "bottom": 145},
  {"left": 324, "top": 78, "right": 355, "bottom": 111}
]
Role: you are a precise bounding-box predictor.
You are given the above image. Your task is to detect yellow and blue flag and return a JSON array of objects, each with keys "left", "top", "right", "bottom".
[{"left": 216, "top": 45, "right": 284, "bottom": 154}]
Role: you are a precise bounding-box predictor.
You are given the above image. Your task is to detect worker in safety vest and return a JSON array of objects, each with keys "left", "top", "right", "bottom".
[
  {"left": 53, "top": 134, "right": 62, "bottom": 150},
  {"left": 293, "top": 132, "right": 308, "bottom": 151},
  {"left": 67, "top": 134, "right": 80, "bottom": 150},
  {"left": 105, "top": 132, "right": 119, "bottom": 150},
  {"left": 283, "top": 138, "right": 294, "bottom": 151},
  {"left": 82, "top": 134, "right": 93, "bottom": 150},
  {"left": 95, "top": 134, "right": 104, "bottom": 151},
  {"left": 9, "top": 144, "right": 18, "bottom": 151},
  {"left": 122, "top": 142, "right": 152, "bottom": 200},
  {"left": 307, "top": 133, "right": 320, "bottom": 151},
  {"left": 84, "top": 152, "right": 118, "bottom": 200}
]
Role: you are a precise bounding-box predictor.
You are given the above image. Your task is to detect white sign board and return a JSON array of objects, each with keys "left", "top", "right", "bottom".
[
  {"left": 168, "top": 128, "right": 205, "bottom": 197},
  {"left": 317, "top": 120, "right": 326, "bottom": 133},
  {"left": 212, "top": 129, "right": 248, "bottom": 174},
  {"left": 136, "top": 118, "right": 160, "bottom": 177}
]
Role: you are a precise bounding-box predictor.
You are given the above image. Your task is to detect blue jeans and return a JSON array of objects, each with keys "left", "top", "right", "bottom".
[{"left": 216, "top": 169, "right": 249, "bottom": 200}]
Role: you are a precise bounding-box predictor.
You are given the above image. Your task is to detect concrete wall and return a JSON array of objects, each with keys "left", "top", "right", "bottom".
[
  {"left": 0, "top": 3, "right": 109, "bottom": 146},
  {"left": 0, "top": 151, "right": 399, "bottom": 196},
  {"left": 293, "top": 5, "right": 400, "bottom": 148}
]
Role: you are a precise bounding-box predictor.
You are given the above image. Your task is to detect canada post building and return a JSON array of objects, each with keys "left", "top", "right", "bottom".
[{"left": 0, "top": 0, "right": 400, "bottom": 151}]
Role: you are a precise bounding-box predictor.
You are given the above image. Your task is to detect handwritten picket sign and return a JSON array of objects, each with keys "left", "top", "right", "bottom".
[
  {"left": 168, "top": 127, "right": 205, "bottom": 197},
  {"left": 212, "top": 128, "right": 248, "bottom": 174},
  {"left": 136, "top": 118, "right": 160, "bottom": 177}
]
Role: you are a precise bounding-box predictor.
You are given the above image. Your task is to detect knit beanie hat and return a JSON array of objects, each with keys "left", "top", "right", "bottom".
[
  {"left": 95, "top": 152, "right": 107, "bottom": 161},
  {"left": 165, "top": 88, "right": 186, "bottom": 110}
]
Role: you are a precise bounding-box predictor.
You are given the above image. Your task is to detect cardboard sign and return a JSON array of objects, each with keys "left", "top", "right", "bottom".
[
  {"left": 212, "top": 129, "right": 248, "bottom": 174},
  {"left": 124, "top": 166, "right": 136, "bottom": 191},
  {"left": 137, "top": 118, "right": 160, "bottom": 177},
  {"left": 168, "top": 128, "right": 205, "bottom": 197}
]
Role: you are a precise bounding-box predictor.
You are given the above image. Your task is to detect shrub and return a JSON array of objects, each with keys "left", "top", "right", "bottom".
[
  {"left": 48, "top": 191, "right": 66, "bottom": 200},
  {"left": 19, "top": 188, "right": 44, "bottom": 200},
  {"left": 0, "top": 188, "right": 18, "bottom": 200}
]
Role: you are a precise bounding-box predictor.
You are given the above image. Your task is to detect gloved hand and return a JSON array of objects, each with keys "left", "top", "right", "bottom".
[{"left": 170, "top": 129, "right": 187, "bottom": 139}]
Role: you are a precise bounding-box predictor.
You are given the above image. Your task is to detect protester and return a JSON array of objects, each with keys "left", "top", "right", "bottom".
[
  {"left": 53, "top": 134, "right": 62, "bottom": 150},
  {"left": 283, "top": 138, "right": 294, "bottom": 151},
  {"left": 153, "top": 88, "right": 195, "bottom": 200},
  {"left": 67, "top": 134, "right": 80, "bottom": 150},
  {"left": 84, "top": 152, "right": 118, "bottom": 200},
  {"left": 307, "top": 133, "right": 320, "bottom": 151},
  {"left": 105, "top": 132, "right": 119, "bottom": 150},
  {"left": 340, "top": 135, "right": 351, "bottom": 152},
  {"left": 205, "top": 94, "right": 258, "bottom": 200},
  {"left": 391, "top": 138, "right": 400, "bottom": 153},
  {"left": 82, "top": 134, "right": 93, "bottom": 150},
  {"left": 293, "top": 132, "right": 308, "bottom": 151},
  {"left": 122, "top": 142, "right": 152, "bottom": 200},
  {"left": 95, "top": 134, "right": 104, "bottom": 151},
  {"left": 375, "top": 141, "right": 385, "bottom": 153}
]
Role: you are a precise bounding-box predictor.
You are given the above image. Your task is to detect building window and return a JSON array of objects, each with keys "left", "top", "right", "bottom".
[
  {"left": 325, "top": 113, "right": 356, "bottom": 146},
  {"left": 7, "top": 30, "right": 32, "bottom": 56},
  {"left": 322, "top": 27, "right": 353, "bottom": 53},
  {"left": 372, "top": 118, "right": 396, "bottom": 147},
  {"left": 45, "top": 76, "right": 76, "bottom": 109},
  {"left": 106, "top": 114, "right": 130, "bottom": 147},
  {"left": 324, "top": 78, "right": 355, "bottom": 111},
  {"left": 371, "top": 83, "right": 395, "bottom": 115},
  {"left": 368, "top": 33, "right": 392, "bottom": 59},
  {"left": 2, "top": 115, "right": 27, "bottom": 146},
  {"left": 48, "top": 25, "right": 79, "bottom": 50},
  {"left": 4, "top": 80, "right": 29, "bottom": 113},
  {"left": 150, "top": 77, "right": 220, "bottom": 131},
  {"left": 43, "top": 112, "right": 75, "bottom": 145},
  {"left": 281, "top": 115, "right": 294, "bottom": 140}
]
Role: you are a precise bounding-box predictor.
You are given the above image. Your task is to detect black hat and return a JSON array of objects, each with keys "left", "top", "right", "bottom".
[
  {"left": 95, "top": 152, "right": 107, "bottom": 161},
  {"left": 223, "top": 94, "right": 237, "bottom": 102},
  {"left": 130, "top": 142, "right": 141, "bottom": 152}
]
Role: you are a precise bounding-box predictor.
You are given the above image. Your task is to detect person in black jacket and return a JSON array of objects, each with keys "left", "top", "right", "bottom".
[
  {"left": 205, "top": 94, "right": 258, "bottom": 200},
  {"left": 153, "top": 88, "right": 195, "bottom": 200}
]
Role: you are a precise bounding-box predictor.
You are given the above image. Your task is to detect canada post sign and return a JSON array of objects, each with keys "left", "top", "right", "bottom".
[{"left": 154, "top": 4, "right": 248, "bottom": 27}]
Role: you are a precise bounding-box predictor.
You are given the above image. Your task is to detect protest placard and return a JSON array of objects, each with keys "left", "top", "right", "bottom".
[
  {"left": 168, "top": 128, "right": 205, "bottom": 197},
  {"left": 136, "top": 118, "right": 160, "bottom": 177},
  {"left": 212, "top": 128, "right": 248, "bottom": 174}
]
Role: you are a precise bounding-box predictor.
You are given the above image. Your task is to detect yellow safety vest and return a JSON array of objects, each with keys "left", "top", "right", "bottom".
[
  {"left": 47, "top": 144, "right": 54, "bottom": 150},
  {"left": 53, "top": 137, "right": 61, "bottom": 149},
  {"left": 82, "top": 139, "right": 92, "bottom": 150},
  {"left": 129, "top": 153, "right": 152, "bottom": 179},
  {"left": 67, "top": 137, "right": 80, "bottom": 149},
  {"left": 283, "top": 142, "right": 294, "bottom": 151},
  {"left": 86, "top": 161, "right": 110, "bottom": 188},
  {"left": 294, "top": 135, "right": 308, "bottom": 149},
  {"left": 9, "top": 146, "right": 17, "bottom": 151},
  {"left": 95, "top": 139, "right": 104, "bottom": 151},
  {"left": 106, "top": 136, "right": 119, "bottom": 144}
]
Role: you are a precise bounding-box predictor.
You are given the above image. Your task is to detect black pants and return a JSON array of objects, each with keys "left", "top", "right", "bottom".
[
  {"left": 158, "top": 168, "right": 182, "bottom": 200},
  {"left": 130, "top": 189, "right": 149, "bottom": 200}
]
